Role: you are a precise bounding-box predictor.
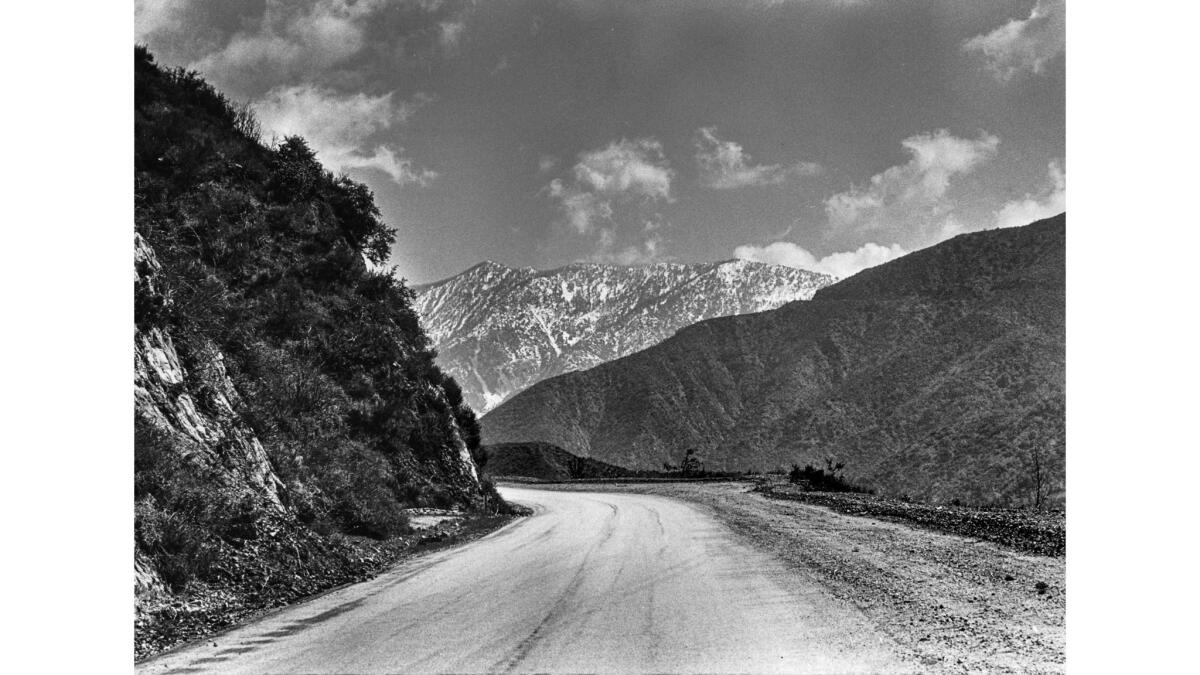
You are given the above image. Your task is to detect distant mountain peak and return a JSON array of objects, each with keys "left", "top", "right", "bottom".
[{"left": 414, "top": 259, "right": 834, "bottom": 413}]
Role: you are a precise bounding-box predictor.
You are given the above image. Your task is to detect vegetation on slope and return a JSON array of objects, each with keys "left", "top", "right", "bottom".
[
  {"left": 134, "top": 46, "right": 512, "bottom": 652},
  {"left": 483, "top": 216, "right": 1066, "bottom": 507},
  {"left": 484, "top": 442, "right": 634, "bottom": 481}
]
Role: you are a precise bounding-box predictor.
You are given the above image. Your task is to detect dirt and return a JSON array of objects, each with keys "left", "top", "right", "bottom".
[
  {"left": 757, "top": 482, "right": 1065, "bottom": 556},
  {"left": 529, "top": 481, "right": 1065, "bottom": 674},
  {"left": 135, "top": 512, "right": 521, "bottom": 660}
]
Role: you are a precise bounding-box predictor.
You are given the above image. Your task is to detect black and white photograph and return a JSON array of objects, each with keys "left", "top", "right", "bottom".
[
  {"left": 128, "top": 1, "right": 1068, "bottom": 672},
  {"left": 11, "top": 1, "right": 1200, "bottom": 674}
]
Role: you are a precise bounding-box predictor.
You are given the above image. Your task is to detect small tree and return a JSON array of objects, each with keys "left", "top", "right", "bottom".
[
  {"left": 681, "top": 448, "right": 704, "bottom": 477},
  {"left": 1028, "top": 443, "right": 1046, "bottom": 510}
]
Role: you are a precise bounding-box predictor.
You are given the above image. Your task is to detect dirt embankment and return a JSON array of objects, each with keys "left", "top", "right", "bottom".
[
  {"left": 756, "top": 483, "right": 1065, "bottom": 556},
  {"left": 136, "top": 512, "right": 522, "bottom": 660},
  {"left": 529, "top": 481, "right": 1065, "bottom": 674}
]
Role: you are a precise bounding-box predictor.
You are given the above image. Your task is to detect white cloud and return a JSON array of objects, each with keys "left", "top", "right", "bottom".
[
  {"left": 537, "top": 155, "right": 558, "bottom": 173},
  {"left": 694, "top": 127, "right": 822, "bottom": 189},
  {"left": 187, "top": 0, "right": 387, "bottom": 86},
  {"left": 547, "top": 179, "right": 612, "bottom": 234},
  {"left": 993, "top": 161, "right": 1065, "bottom": 229},
  {"left": 135, "top": 0, "right": 186, "bottom": 41},
  {"left": 572, "top": 138, "right": 674, "bottom": 200},
  {"left": 963, "top": 0, "right": 1065, "bottom": 82},
  {"left": 546, "top": 138, "right": 675, "bottom": 263},
  {"left": 734, "top": 241, "right": 907, "bottom": 279},
  {"left": 252, "top": 84, "right": 437, "bottom": 186},
  {"left": 825, "top": 129, "right": 999, "bottom": 235},
  {"left": 439, "top": 20, "right": 464, "bottom": 50}
]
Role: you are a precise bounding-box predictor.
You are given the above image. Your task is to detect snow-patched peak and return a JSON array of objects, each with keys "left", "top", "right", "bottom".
[{"left": 413, "top": 260, "right": 835, "bottom": 414}]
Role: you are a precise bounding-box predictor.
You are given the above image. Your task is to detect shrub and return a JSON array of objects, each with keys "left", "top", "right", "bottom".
[
  {"left": 135, "top": 500, "right": 217, "bottom": 592},
  {"left": 788, "top": 458, "right": 873, "bottom": 493}
]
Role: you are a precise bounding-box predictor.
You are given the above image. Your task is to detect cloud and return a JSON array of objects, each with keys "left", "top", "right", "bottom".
[
  {"left": 187, "top": 1, "right": 389, "bottom": 87},
  {"left": 992, "top": 161, "right": 1065, "bottom": 229},
  {"left": 252, "top": 84, "right": 437, "bottom": 186},
  {"left": 572, "top": 138, "right": 674, "bottom": 200},
  {"left": 963, "top": 0, "right": 1065, "bottom": 81},
  {"left": 546, "top": 138, "right": 675, "bottom": 262},
  {"left": 825, "top": 129, "right": 999, "bottom": 236},
  {"left": 694, "top": 127, "right": 822, "bottom": 189},
  {"left": 546, "top": 179, "right": 612, "bottom": 234},
  {"left": 537, "top": 155, "right": 558, "bottom": 173},
  {"left": 438, "top": 20, "right": 464, "bottom": 50},
  {"left": 135, "top": 0, "right": 185, "bottom": 41},
  {"left": 734, "top": 241, "right": 907, "bottom": 279}
]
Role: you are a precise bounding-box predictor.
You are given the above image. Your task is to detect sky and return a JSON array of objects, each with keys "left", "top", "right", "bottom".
[{"left": 135, "top": 0, "right": 1065, "bottom": 284}]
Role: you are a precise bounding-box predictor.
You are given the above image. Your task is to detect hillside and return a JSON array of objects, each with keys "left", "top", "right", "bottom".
[
  {"left": 134, "top": 47, "right": 508, "bottom": 653},
  {"left": 414, "top": 259, "right": 833, "bottom": 412},
  {"left": 483, "top": 442, "right": 633, "bottom": 481},
  {"left": 482, "top": 216, "right": 1066, "bottom": 506}
]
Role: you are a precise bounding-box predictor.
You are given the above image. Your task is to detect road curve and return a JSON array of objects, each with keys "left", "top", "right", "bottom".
[{"left": 138, "top": 487, "right": 913, "bottom": 674}]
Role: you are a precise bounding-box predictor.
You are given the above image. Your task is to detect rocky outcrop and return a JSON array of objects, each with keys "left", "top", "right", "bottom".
[{"left": 134, "top": 234, "right": 285, "bottom": 510}]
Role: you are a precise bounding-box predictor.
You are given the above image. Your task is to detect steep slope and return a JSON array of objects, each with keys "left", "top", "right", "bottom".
[
  {"left": 482, "top": 215, "right": 1066, "bottom": 506},
  {"left": 414, "top": 260, "right": 833, "bottom": 412},
  {"left": 483, "top": 442, "right": 633, "bottom": 481},
  {"left": 134, "top": 47, "right": 506, "bottom": 653}
]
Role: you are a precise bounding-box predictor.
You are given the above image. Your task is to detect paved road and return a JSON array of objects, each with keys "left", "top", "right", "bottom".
[{"left": 138, "top": 487, "right": 912, "bottom": 674}]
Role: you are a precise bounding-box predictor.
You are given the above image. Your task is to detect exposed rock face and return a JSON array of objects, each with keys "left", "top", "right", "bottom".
[
  {"left": 414, "top": 259, "right": 833, "bottom": 412},
  {"left": 134, "top": 234, "right": 285, "bottom": 511},
  {"left": 482, "top": 215, "right": 1066, "bottom": 506}
]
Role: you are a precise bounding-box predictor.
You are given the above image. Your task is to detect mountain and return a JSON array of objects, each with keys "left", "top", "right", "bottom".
[
  {"left": 483, "top": 442, "right": 633, "bottom": 481},
  {"left": 413, "top": 259, "right": 833, "bottom": 412},
  {"left": 482, "top": 215, "right": 1066, "bottom": 506}
]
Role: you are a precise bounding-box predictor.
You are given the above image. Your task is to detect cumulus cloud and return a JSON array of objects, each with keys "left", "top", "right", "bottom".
[
  {"left": 546, "top": 138, "right": 675, "bottom": 263},
  {"left": 963, "top": 0, "right": 1065, "bottom": 81},
  {"left": 188, "top": 0, "right": 390, "bottom": 87},
  {"left": 694, "top": 127, "right": 822, "bottom": 189},
  {"left": 572, "top": 138, "right": 674, "bottom": 200},
  {"left": 734, "top": 241, "right": 907, "bottom": 279},
  {"left": 992, "top": 161, "right": 1065, "bottom": 229},
  {"left": 252, "top": 84, "right": 437, "bottom": 186},
  {"left": 825, "top": 129, "right": 999, "bottom": 236}
]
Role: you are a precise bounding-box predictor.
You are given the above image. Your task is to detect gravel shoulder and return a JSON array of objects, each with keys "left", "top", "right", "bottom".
[{"left": 525, "top": 481, "right": 1065, "bottom": 674}]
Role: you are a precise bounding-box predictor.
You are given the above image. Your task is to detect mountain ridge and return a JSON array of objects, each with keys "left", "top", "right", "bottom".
[
  {"left": 481, "top": 215, "right": 1066, "bottom": 506},
  {"left": 414, "top": 258, "right": 835, "bottom": 412}
]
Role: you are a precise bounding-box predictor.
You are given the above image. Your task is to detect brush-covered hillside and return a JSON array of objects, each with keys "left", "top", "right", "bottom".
[
  {"left": 134, "top": 46, "right": 509, "bottom": 653},
  {"left": 483, "top": 442, "right": 633, "bottom": 481},
  {"left": 483, "top": 215, "right": 1066, "bottom": 506}
]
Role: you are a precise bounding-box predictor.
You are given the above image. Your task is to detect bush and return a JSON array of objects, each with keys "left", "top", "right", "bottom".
[
  {"left": 788, "top": 458, "right": 873, "bottom": 493},
  {"left": 135, "top": 500, "right": 218, "bottom": 592}
]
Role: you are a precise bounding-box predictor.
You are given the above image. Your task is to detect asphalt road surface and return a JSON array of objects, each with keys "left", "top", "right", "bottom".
[{"left": 137, "top": 487, "right": 913, "bottom": 674}]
